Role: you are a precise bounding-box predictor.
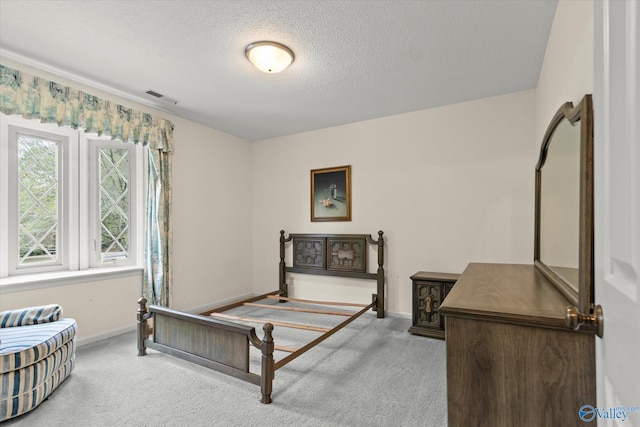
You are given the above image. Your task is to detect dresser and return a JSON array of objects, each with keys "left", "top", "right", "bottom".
[
  {"left": 439, "top": 263, "right": 596, "bottom": 427},
  {"left": 408, "top": 271, "right": 458, "bottom": 339}
]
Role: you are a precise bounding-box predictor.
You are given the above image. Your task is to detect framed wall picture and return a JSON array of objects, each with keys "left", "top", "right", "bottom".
[{"left": 310, "top": 165, "right": 352, "bottom": 222}]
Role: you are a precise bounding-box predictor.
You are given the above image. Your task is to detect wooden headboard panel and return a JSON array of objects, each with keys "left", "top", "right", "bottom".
[{"left": 278, "top": 230, "right": 385, "bottom": 318}]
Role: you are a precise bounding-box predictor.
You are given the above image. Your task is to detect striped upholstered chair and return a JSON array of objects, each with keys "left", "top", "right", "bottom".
[{"left": 0, "top": 305, "right": 77, "bottom": 421}]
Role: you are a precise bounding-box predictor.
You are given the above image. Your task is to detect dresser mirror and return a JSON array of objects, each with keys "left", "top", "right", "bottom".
[{"left": 534, "top": 94, "right": 593, "bottom": 313}]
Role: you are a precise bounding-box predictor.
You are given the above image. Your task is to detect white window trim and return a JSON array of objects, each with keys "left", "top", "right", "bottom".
[
  {"left": 0, "top": 114, "right": 145, "bottom": 288},
  {"left": 11, "top": 124, "right": 76, "bottom": 274},
  {"left": 0, "top": 116, "right": 9, "bottom": 278},
  {"left": 84, "top": 136, "right": 143, "bottom": 268}
]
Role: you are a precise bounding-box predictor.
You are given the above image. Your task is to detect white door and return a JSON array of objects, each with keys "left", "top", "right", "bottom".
[{"left": 594, "top": 1, "right": 640, "bottom": 426}]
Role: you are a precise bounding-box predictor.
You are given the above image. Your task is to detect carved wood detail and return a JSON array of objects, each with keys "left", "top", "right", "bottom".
[
  {"left": 327, "top": 238, "right": 366, "bottom": 272},
  {"left": 293, "top": 238, "right": 325, "bottom": 269}
]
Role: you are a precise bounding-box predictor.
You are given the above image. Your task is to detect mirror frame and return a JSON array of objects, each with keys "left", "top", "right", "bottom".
[{"left": 534, "top": 94, "right": 594, "bottom": 313}]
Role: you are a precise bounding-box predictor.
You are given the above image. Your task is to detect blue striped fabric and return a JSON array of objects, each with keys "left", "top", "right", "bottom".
[
  {"left": 0, "top": 313, "right": 77, "bottom": 421},
  {"left": 0, "top": 338, "right": 75, "bottom": 400},
  {"left": 0, "top": 357, "right": 75, "bottom": 421},
  {"left": 0, "top": 305, "right": 62, "bottom": 328},
  {"left": 0, "top": 318, "right": 77, "bottom": 373}
]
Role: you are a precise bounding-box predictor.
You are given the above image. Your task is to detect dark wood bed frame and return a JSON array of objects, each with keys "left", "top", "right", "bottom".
[{"left": 137, "top": 231, "right": 385, "bottom": 403}]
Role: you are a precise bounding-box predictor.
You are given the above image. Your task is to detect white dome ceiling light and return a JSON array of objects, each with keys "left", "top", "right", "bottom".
[{"left": 245, "top": 41, "right": 294, "bottom": 73}]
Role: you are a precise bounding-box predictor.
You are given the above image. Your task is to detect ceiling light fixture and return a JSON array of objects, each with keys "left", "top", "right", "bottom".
[{"left": 245, "top": 41, "right": 294, "bottom": 73}]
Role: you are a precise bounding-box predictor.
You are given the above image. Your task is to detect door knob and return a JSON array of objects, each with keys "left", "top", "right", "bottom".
[{"left": 565, "top": 305, "right": 603, "bottom": 338}]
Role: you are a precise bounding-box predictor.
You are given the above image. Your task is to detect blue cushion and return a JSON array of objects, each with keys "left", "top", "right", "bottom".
[
  {"left": 0, "top": 318, "right": 77, "bottom": 373},
  {"left": 0, "top": 306, "right": 77, "bottom": 421},
  {"left": 0, "top": 305, "right": 62, "bottom": 328}
]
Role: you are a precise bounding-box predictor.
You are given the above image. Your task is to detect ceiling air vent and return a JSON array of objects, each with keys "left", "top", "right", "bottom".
[
  {"left": 145, "top": 90, "right": 164, "bottom": 98},
  {"left": 144, "top": 89, "right": 179, "bottom": 105}
]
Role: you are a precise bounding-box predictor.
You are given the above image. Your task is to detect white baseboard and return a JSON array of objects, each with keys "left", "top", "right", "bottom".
[
  {"left": 386, "top": 310, "right": 411, "bottom": 320},
  {"left": 76, "top": 325, "right": 136, "bottom": 347}
]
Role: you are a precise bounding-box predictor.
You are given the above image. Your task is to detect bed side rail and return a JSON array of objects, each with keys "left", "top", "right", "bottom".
[{"left": 273, "top": 300, "right": 374, "bottom": 371}]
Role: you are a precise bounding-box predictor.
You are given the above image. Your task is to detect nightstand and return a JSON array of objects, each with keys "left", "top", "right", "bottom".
[{"left": 408, "top": 271, "right": 459, "bottom": 339}]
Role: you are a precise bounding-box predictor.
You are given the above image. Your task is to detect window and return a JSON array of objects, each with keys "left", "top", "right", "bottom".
[
  {"left": 14, "top": 129, "right": 68, "bottom": 270},
  {"left": 0, "top": 115, "right": 143, "bottom": 280},
  {"left": 87, "top": 139, "right": 141, "bottom": 268}
]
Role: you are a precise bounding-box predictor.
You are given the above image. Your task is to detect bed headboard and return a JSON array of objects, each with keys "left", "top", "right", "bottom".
[{"left": 278, "top": 230, "right": 385, "bottom": 318}]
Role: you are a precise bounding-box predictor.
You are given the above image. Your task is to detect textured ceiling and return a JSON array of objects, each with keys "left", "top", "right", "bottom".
[{"left": 0, "top": 0, "right": 557, "bottom": 141}]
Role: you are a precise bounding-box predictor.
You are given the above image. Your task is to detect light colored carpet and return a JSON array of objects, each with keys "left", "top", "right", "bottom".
[{"left": 3, "top": 312, "right": 447, "bottom": 427}]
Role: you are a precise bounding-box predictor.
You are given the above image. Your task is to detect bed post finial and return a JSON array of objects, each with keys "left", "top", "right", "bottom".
[
  {"left": 261, "top": 323, "right": 275, "bottom": 404},
  {"left": 137, "top": 297, "right": 149, "bottom": 356},
  {"left": 376, "top": 231, "right": 385, "bottom": 318}
]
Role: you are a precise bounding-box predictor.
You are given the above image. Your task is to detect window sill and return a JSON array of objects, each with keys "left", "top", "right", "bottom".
[{"left": 0, "top": 267, "right": 144, "bottom": 293}]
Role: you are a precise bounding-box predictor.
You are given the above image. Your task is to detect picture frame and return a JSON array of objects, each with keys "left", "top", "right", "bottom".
[{"left": 310, "top": 165, "right": 352, "bottom": 222}]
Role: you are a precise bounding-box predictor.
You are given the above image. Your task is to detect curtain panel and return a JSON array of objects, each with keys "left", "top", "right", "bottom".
[
  {"left": 0, "top": 63, "right": 173, "bottom": 306},
  {"left": 145, "top": 147, "right": 173, "bottom": 307}
]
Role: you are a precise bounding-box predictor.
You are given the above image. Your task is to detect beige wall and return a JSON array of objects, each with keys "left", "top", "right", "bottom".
[
  {"left": 251, "top": 90, "right": 537, "bottom": 315},
  {"left": 0, "top": 58, "right": 254, "bottom": 343},
  {"left": 534, "top": 0, "right": 593, "bottom": 275},
  {"left": 0, "top": 275, "right": 142, "bottom": 344},
  {"left": 171, "top": 116, "right": 253, "bottom": 311},
  {"left": 536, "top": 0, "right": 593, "bottom": 144}
]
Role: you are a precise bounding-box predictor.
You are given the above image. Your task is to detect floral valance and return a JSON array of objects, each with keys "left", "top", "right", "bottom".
[{"left": 0, "top": 64, "right": 173, "bottom": 153}]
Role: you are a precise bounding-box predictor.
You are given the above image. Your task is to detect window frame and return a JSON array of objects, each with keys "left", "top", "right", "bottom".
[
  {"left": 84, "top": 135, "right": 143, "bottom": 269},
  {"left": 0, "top": 114, "right": 144, "bottom": 283}
]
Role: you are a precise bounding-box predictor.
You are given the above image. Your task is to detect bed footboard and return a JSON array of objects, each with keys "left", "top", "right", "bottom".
[{"left": 137, "top": 297, "right": 275, "bottom": 403}]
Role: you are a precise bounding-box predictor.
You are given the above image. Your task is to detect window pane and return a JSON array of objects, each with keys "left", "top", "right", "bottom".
[
  {"left": 17, "top": 134, "right": 59, "bottom": 265},
  {"left": 99, "top": 147, "right": 129, "bottom": 261}
]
